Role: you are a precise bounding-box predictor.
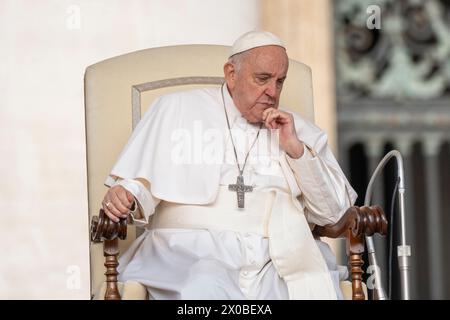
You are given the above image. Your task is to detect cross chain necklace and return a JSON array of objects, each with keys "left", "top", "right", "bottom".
[{"left": 221, "top": 84, "right": 263, "bottom": 209}]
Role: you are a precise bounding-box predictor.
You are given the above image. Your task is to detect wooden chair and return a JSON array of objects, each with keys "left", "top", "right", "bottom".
[{"left": 85, "top": 45, "right": 388, "bottom": 300}]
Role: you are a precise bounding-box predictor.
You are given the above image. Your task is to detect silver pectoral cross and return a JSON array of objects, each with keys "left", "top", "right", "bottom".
[{"left": 228, "top": 175, "right": 253, "bottom": 209}]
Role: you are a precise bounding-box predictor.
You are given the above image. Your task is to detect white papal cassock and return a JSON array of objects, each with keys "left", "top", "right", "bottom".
[{"left": 105, "top": 85, "right": 358, "bottom": 300}]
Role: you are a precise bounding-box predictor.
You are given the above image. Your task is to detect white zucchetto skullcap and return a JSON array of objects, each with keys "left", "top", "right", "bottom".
[{"left": 229, "top": 30, "right": 285, "bottom": 58}]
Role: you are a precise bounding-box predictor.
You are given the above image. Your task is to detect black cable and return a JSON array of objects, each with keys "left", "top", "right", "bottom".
[{"left": 388, "top": 176, "right": 400, "bottom": 300}]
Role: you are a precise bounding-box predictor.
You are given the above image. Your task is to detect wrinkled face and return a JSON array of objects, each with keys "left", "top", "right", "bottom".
[{"left": 224, "top": 46, "right": 289, "bottom": 123}]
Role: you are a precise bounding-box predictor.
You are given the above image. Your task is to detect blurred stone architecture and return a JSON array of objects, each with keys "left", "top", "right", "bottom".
[{"left": 334, "top": 0, "right": 450, "bottom": 299}]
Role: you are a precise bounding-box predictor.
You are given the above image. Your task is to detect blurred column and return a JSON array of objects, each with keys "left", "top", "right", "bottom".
[{"left": 423, "top": 136, "right": 444, "bottom": 299}]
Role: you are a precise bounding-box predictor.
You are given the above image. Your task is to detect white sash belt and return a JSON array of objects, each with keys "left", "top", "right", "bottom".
[
  {"left": 148, "top": 183, "right": 338, "bottom": 299},
  {"left": 149, "top": 186, "right": 274, "bottom": 237}
]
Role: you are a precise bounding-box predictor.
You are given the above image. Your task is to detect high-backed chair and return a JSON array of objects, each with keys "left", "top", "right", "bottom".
[{"left": 85, "top": 45, "right": 387, "bottom": 300}]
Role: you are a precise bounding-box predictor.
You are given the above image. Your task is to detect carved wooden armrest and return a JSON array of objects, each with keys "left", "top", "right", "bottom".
[
  {"left": 313, "top": 205, "right": 388, "bottom": 300},
  {"left": 90, "top": 209, "right": 128, "bottom": 300}
]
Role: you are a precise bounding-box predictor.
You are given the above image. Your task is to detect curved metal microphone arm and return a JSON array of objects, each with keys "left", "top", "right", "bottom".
[{"left": 364, "top": 150, "right": 411, "bottom": 300}]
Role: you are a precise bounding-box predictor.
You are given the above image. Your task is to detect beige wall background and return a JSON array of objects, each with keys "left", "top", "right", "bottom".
[
  {"left": 262, "top": 0, "right": 337, "bottom": 151},
  {"left": 0, "top": 0, "right": 339, "bottom": 299},
  {"left": 0, "top": 0, "right": 259, "bottom": 299}
]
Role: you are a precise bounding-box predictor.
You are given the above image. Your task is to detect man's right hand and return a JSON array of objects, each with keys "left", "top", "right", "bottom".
[{"left": 102, "top": 185, "right": 135, "bottom": 222}]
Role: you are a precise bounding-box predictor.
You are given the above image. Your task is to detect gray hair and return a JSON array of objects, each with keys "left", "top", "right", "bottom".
[{"left": 227, "top": 50, "right": 251, "bottom": 73}]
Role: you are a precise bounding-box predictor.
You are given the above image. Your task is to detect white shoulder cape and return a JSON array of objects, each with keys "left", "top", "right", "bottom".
[{"left": 106, "top": 86, "right": 356, "bottom": 207}]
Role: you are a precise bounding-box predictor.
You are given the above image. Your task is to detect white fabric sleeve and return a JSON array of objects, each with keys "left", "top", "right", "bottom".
[
  {"left": 284, "top": 143, "right": 354, "bottom": 226},
  {"left": 115, "top": 179, "right": 160, "bottom": 227}
]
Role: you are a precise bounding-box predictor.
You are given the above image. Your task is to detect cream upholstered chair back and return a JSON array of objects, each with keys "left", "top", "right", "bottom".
[{"left": 84, "top": 44, "right": 315, "bottom": 297}]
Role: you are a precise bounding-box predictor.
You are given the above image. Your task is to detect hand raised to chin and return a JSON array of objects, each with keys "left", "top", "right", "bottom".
[{"left": 262, "top": 107, "right": 304, "bottom": 159}]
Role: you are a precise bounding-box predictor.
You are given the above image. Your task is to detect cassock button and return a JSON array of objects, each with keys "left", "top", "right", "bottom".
[{"left": 242, "top": 271, "right": 249, "bottom": 276}]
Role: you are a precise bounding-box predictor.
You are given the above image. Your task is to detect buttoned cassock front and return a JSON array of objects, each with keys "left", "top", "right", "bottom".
[{"left": 105, "top": 86, "right": 357, "bottom": 299}]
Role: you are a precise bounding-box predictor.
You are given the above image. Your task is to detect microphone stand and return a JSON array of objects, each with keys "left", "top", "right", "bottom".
[{"left": 364, "top": 150, "right": 411, "bottom": 300}]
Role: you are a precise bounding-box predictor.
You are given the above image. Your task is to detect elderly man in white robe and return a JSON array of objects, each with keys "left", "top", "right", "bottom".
[{"left": 102, "top": 31, "right": 357, "bottom": 300}]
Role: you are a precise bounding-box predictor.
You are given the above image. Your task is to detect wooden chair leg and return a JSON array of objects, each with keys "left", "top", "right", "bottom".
[
  {"left": 104, "top": 238, "right": 121, "bottom": 300},
  {"left": 349, "top": 252, "right": 365, "bottom": 300},
  {"left": 91, "top": 209, "right": 127, "bottom": 300},
  {"left": 348, "top": 226, "right": 366, "bottom": 300}
]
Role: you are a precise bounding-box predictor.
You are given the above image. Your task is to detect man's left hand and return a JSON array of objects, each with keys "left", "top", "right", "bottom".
[{"left": 262, "top": 108, "right": 304, "bottom": 159}]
